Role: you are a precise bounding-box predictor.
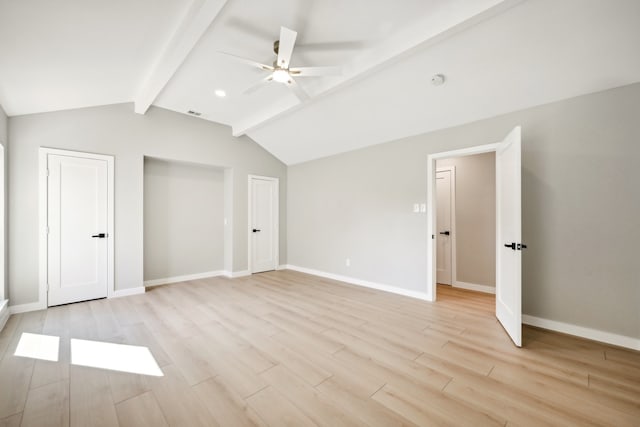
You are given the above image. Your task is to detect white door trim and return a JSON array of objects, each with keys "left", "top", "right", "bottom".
[
  {"left": 435, "top": 166, "right": 456, "bottom": 286},
  {"left": 247, "top": 174, "right": 279, "bottom": 274},
  {"left": 39, "top": 147, "right": 115, "bottom": 308},
  {"left": 427, "top": 143, "right": 500, "bottom": 301}
]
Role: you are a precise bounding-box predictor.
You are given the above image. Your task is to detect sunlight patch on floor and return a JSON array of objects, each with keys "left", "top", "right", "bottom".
[
  {"left": 15, "top": 332, "right": 60, "bottom": 361},
  {"left": 70, "top": 338, "right": 163, "bottom": 376}
]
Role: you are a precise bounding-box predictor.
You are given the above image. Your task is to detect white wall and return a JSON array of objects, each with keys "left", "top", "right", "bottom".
[
  {"left": 8, "top": 104, "right": 287, "bottom": 306},
  {"left": 438, "top": 152, "right": 496, "bottom": 288},
  {"left": 144, "top": 157, "right": 225, "bottom": 281},
  {"left": 0, "top": 104, "right": 6, "bottom": 301},
  {"left": 288, "top": 83, "right": 640, "bottom": 340}
]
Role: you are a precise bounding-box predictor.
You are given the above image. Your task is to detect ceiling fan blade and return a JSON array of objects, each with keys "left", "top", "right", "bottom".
[
  {"left": 277, "top": 27, "right": 297, "bottom": 68},
  {"left": 243, "top": 75, "right": 274, "bottom": 95},
  {"left": 290, "top": 66, "right": 342, "bottom": 77},
  {"left": 217, "top": 52, "right": 273, "bottom": 71},
  {"left": 287, "top": 77, "right": 309, "bottom": 102}
]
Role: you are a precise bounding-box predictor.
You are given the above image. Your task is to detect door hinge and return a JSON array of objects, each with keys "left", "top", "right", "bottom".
[
  {"left": 45, "top": 226, "right": 49, "bottom": 234},
  {"left": 46, "top": 169, "right": 50, "bottom": 177}
]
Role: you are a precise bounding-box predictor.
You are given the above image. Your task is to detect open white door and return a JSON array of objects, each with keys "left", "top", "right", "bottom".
[{"left": 496, "top": 126, "right": 523, "bottom": 347}]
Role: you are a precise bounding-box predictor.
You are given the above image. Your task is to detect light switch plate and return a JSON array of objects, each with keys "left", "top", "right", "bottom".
[{"left": 413, "top": 203, "right": 420, "bottom": 213}]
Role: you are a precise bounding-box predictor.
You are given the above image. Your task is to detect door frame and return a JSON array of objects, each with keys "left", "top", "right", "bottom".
[
  {"left": 39, "top": 147, "right": 115, "bottom": 308},
  {"left": 435, "top": 166, "right": 457, "bottom": 286},
  {"left": 247, "top": 174, "right": 279, "bottom": 274},
  {"left": 427, "top": 143, "right": 499, "bottom": 301}
]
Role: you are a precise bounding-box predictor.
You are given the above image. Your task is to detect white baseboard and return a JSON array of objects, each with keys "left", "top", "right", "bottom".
[
  {"left": 9, "top": 301, "right": 47, "bottom": 314},
  {"left": 109, "top": 287, "right": 146, "bottom": 298},
  {"left": 522, "top": 315, "right": 640, "bottom": 351},
  {"left": 276, "top": 265, "right": 288, "bottom": 270},
  {"left": 224, "top": 270, "right": 251, "bottom": 278},
  {"left": 285, "top": 265, "right": 433, "bottom": 302},
  {"left": 454, "top": 281, "right": 495, "bottom": 294},
  {"left": 0, "top": 300, "right": 9, "bottom": 332},
  {"left": 144, "top": 270, "right": 225, "bottom": 287}
]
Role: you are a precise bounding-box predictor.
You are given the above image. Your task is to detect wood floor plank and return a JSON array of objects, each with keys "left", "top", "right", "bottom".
[
  {"left": 259, "top": 364, "right": 367, "bottom": 427},
  {"left": 246, "top": 386, "right": 317, "bottom": 427},
  {"left": 146, "top": 364, "right": 219, "bottom": 427},
  {"left": 316, "top": 376, "right": 420, "bottom": 427},
  {"left": 0, "top": 413, "right": 21, "bottom": 427},
  {"left": 373, "top": 383, "right": 503, "bottom": 427},
  {"left": 108, "top": 370, "right": 149, "bottom": 404},
  {"left": 1, "top": 271, "right": 637, "bottom": 426},
  {"left": 193, "top": 377, "right": 268, "bottom": 427},
  {"left": 114, "top": 391, "right": 168, "bottom": 427},
  {"left": 69, "top": 365, "right": 119, "bottom": 427},
  {"left": 0, "top": 311, "right": 47, "bottom": 418},
  {"left": 490, "top": 363, "right": 640, "bottom": 426},
  {"left": 21, "top": 380, "right": 69, "bottom": 427}
]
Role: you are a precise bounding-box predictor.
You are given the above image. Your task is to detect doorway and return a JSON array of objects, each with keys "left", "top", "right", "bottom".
[
  {"left": 39, "top": 148, "right": 114, "bottom": 307},
  {"left": 248, "top": 175, "right": 279, "bottom": 273},
  {"left": 427, "top": 127, "right": 523, "bottom": 346},
  {"left": 436, "top": 154, "right": 497, "bottom": 294}
]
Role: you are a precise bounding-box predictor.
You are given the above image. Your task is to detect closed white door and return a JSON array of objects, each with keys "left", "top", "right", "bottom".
[
  {"left": 436, "top": 170, "right": 452, "bottom": 285},
  {"left": 250, "top": 176, "right": 278, "bottom": 273},
  {"left": 47, "top": 154, "right": 109, "bottom": 306},
  {"left": 496, "top": 126, "right": 523, "bottom": 347}
]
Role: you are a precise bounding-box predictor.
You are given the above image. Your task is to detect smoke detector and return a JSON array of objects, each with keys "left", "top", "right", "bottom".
[{"left": 431, "top": 74, "right": 445, "bottom": 86}]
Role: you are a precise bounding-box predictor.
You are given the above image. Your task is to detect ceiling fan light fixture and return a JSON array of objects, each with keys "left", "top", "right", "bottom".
[{"left": 272, "top": 69, "right": 290, "bottom": 83}]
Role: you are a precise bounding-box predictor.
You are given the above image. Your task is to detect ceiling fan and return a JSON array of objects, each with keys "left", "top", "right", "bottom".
[{"left": 219, "top": 26, "right": 342, "bottom": 101}]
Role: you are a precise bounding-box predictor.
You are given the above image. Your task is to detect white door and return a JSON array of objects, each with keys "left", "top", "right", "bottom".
[
  {"left": 250, "top": 176, "right": 278, "bottom": 273},
  {"left": 47, "top": 154, "right": 109, "bottom": 306},
  {"left": 436, "top": 170, "right": 452, "bottom": 285},
  {"left": 496, "top": 126, "right": 523, "bottom": 347}
]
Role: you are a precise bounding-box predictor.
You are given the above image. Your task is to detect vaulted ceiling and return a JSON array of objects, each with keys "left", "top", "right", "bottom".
[{"left": 1, "top": 0, "right": 639, "bottom": 164}]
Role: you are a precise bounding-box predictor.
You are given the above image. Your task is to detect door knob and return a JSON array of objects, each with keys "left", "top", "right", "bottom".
[
  {"left": 91, "top": 233, "right": 107, "bottom": 238},
  {"left": 504, "top": 242, "right": 516, "bottom": 250},
  {"left": 252, "top": 229, "right": 261, "bottom": 233},
  {"left": 439, "top": 231, "right": 450, "bottom": 236}
]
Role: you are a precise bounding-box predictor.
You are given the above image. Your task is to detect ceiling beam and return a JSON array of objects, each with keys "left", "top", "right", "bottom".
[
  {"left": 231, "top": 0, "right": 522, "bottom": 137},
  {"left": 134, "top": 0, "right": 228, "bottom": 114}
]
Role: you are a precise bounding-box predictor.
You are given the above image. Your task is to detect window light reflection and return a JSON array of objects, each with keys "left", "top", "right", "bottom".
[
  {"left": 15, "top": 332, "right": 60, "bottom": 362},
  {"left": 70, "top": 338, "right": 163, "bottom": 376}
]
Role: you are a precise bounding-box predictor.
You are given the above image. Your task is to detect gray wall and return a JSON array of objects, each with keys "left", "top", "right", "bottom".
[
  {"left": 9, "top": 104, "right": 287, "bottom": 305},
  {"left": 438, "top": 152, "right": 496, "bottom": 288},
  {"left": 143, "top": 158, "right": 225, "bottom": 281},
  {"left": 288, "top": 83, "right": 640, "bottom": 339},
  {"left": 0, "top": 104, "right": 6, "bottom": 301},
  {"left": 0, "top": 104, "right": 6, "bottom": 143}
]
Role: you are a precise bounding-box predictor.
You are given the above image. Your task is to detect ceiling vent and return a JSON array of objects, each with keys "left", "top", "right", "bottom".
[{"left": 187, "top": 110, "right": 202, "bottom": 116}]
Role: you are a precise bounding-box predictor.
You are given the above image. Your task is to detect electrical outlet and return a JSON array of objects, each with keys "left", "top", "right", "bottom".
[
  {"left": 413, "top": 203, "right": 420, "bottom": 213},
  {"left": 345, "top": 258, "right": 351, "bottom": 267}
]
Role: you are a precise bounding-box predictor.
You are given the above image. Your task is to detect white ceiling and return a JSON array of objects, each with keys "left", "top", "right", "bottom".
[
  {"left": 0, "top": 0, "right": 190, "bottom": 116},
  {"left": 1, "top": 0, "right": 639, "bottom": 165}
]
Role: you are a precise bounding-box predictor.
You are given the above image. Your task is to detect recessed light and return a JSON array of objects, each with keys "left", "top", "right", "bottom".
[{"left": 214, "top": 89, "right": 226, "bottom": 98}]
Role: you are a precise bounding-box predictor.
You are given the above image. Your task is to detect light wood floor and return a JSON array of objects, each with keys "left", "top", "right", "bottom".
[{"left": 0, "top": 270, "right": 638, "bottom": 426}]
